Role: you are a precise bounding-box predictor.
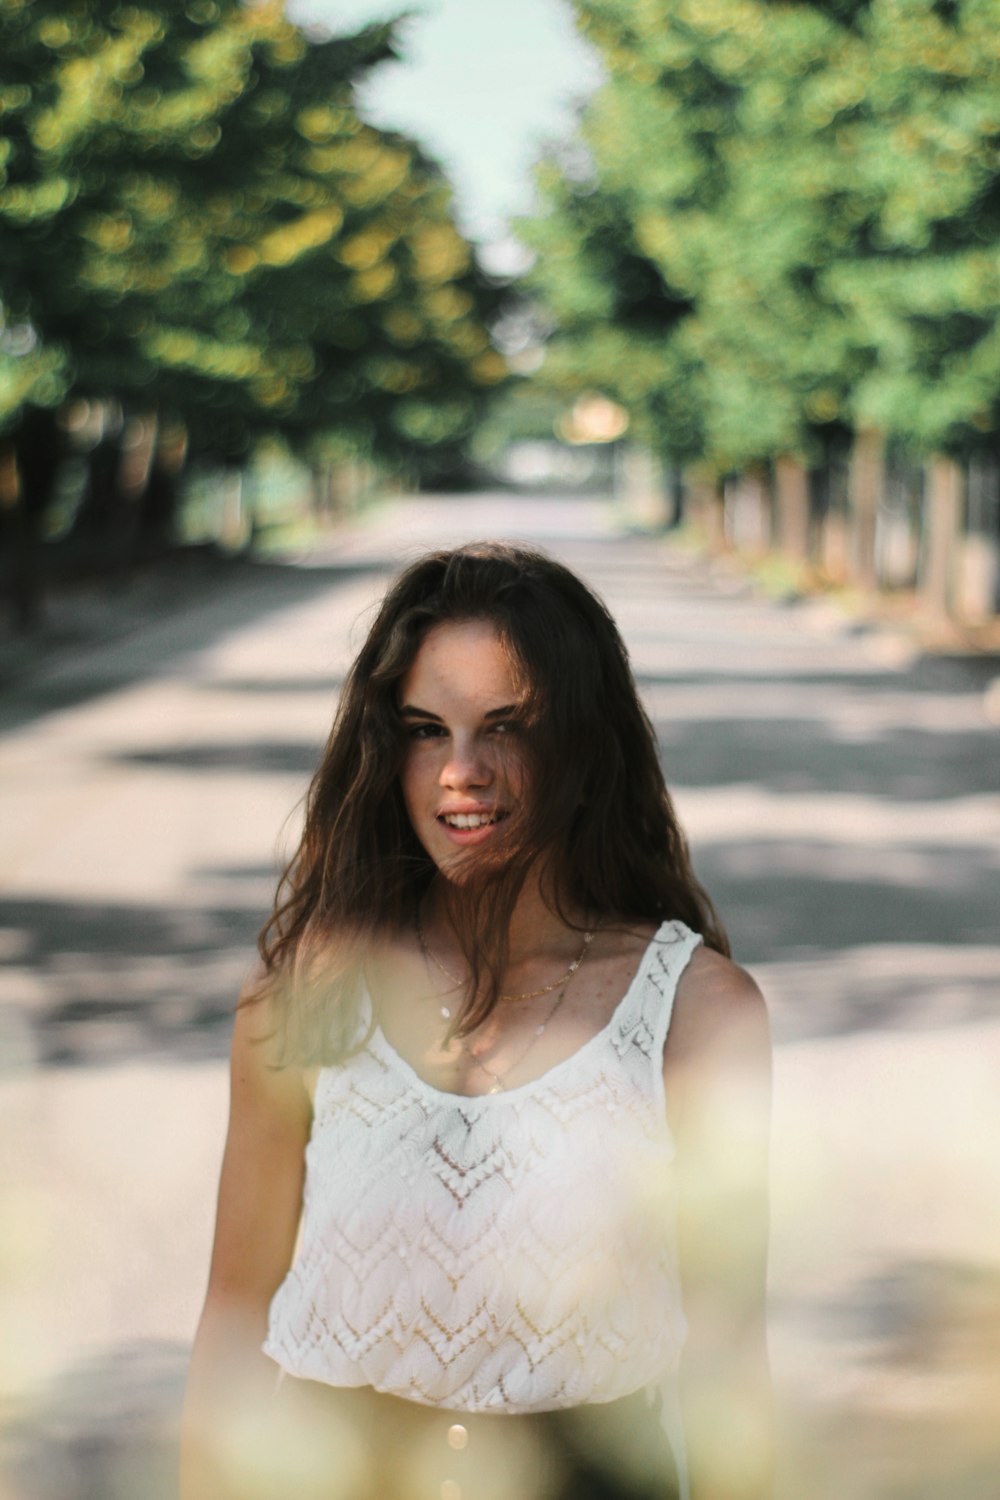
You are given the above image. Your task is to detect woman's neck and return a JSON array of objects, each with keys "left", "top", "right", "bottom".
[{"left": 425, "top": 869, "right": 589, "bottom": 966}]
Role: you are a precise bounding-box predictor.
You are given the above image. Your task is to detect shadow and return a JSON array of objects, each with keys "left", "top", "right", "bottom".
[
  {"left": 638, "top": 665, "right": 995, "bottom": 693},
  {"left": 4, "top": 1340, "right": 186, "bottom": 1500},
  {"left": 2, "top": 896, "right": 263, "bottom": 1067},
  {"left": 776, "top": 1256, "right": 1000, "bottom": 1500},
  {"left": 4, "top": 835, "right": 996, "bottom": 1068},
  {"left": 699, "top": 839, "right": 999, "bottom": 967},
  {"left": 120, "top": 742, "right": 323, "bottom": 775},
  {"left": 0, "top": 557, "right": 388, "bottom": 734},
  {"left": 196, "top": 675, "right": 344, "bottom": 696},
  {"left": 6, "top": 1258, "right": 998, "bottom": 1500},
  {"left": 760, "top": 950, "right": 999, "bottom": 1044},
  {"left": 4, "top": 529, "right": 998, "bottom": 1071},
  {"left": 908, "top": 650, "right": 1000, "bottom": 694},
  {"left": 198, "top": 861, "right": 281, "bottom": 883},
  {"left": 842, "top": 1257, "right": 1000, "bottom": 1368},
  {"left": 656, "top": 718, "right": 1000, "bottom": 801}
]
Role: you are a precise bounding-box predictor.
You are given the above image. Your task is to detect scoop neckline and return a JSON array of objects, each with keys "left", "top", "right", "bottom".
[{"left": 364, "top": 919, "right": 684, "bottom": 1105}]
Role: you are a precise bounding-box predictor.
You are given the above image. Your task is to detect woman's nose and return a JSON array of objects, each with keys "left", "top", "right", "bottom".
[{"left": 440, "top": 741, "right": 492, "bottom": 790}]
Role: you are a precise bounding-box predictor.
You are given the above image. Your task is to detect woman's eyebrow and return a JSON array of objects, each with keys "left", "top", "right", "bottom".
[
  {"left": 398, "top": 703, "right": 519, "bottom": 720},
  {"left": 399, "top": 704, "right": 442, "bottom": 720}
]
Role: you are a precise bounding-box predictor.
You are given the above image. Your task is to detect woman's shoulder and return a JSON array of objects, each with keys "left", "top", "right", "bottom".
[
  {"left": 666, "top": 942, "right": 770, "bottom": 1072},
  {"left": 228, "top": 968, "right": 315, "bottom": 1129}
]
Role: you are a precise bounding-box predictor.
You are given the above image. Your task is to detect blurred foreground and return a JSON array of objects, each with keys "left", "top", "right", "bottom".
[{"left": 1, "top": 492, "right": 998, "bottom": 1499}]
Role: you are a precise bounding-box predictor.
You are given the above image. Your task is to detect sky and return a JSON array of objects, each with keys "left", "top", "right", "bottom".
[{"left": 286, "top": 0, "right": 602, "bottom": 246}]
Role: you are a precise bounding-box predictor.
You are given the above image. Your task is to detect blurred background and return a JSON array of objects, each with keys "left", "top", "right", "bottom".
[{"left": 1, "top": 2, "right": 999, "bottom": 1497}]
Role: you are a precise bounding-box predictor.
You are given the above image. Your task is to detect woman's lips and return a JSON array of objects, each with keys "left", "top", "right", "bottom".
[{"left": 436, "top": 809, "right": 508, "bottom": 844}]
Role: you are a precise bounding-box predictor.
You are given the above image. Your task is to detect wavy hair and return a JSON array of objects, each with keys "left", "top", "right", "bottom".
[{"left": 253, "top": 542, "right": 728, "bottom": 1061}]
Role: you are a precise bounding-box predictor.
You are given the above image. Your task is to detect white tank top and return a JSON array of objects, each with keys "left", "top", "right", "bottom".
[{"left": 264, "top": 919, "right": 701, "bottom": 1428}]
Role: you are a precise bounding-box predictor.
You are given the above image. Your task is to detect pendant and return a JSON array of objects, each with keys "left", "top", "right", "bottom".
[
  {"left": 487, "top": 1080, "right": 504, "bottom": 1095},
  {"left": 440, "top": 1005, "right": 451, "bottom": 1020}
]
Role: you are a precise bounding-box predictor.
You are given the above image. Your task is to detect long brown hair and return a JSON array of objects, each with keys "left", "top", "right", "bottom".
[{"left": 253, "top": 542, "right": 728, "bottom": 1061}]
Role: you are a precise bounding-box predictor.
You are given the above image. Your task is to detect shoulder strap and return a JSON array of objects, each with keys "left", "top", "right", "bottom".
[{"left": 616, "top": 920, "right": 703, "bottom": 1077}]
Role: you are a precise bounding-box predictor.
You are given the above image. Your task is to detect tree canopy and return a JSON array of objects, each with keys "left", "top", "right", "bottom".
[
  {"left": 522, "top": 0, "right": 1000, "bottom": 470},
  {"left": 0, "top": 0, "right": 505, "bottom": 469}
]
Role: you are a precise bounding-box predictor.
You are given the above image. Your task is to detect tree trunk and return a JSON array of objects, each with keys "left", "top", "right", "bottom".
[
  {"left": 666, "top": 463, "right": 685, "bottom": 530},
  {"left": 71, "top": 426, "right": 124, "bottom": 562},
  {"left": 847, "top": 427, "right": 885, "bottom": 591},
  {"left": 685, "top": 470, "right": 725, "bottom": 549},
  {"left": 724, "top": 464, "right": 771, "bottom": 553},
  {"left": 955, "top": 455, "right": 1000, "bottom": 621},
  {"left": 115, "top": 411, "right": 158, "bottom": 571},
  {"left": 5, "top": 406, "right": 63, "bottom": 630},
  {"left": 774, "top": 454, "right": 810, "bottom": 561},
  {"left": 921, "top": 455, "right": 963, "bottom": 617},
  {"left": 138, "top": 417, "right": 189, "bottom": 560}
]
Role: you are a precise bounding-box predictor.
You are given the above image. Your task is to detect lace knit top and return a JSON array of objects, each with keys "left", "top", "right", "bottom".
[{"left": 264, "top": 919, "right": 701, "bottom": 1423}]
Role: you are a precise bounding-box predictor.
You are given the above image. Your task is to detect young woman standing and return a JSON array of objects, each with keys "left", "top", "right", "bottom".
[{"left": 181, "top": 543, "right": 772, "bottom": 1500}]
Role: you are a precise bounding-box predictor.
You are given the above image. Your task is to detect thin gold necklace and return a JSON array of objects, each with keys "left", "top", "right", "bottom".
[
  {"left": 464, "top": 977, "right": 576, "bottom": 1094},
  {"left": 415, "top": 906, "right": 595, "bottom": 1014},
  {"left": 414, "top": 912, "right": 596, "bottom": 1092}
]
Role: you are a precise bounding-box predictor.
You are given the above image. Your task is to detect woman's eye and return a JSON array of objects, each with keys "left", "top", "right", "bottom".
[{"left": 407, "top": 722, "right": 445, "bottom": 740}]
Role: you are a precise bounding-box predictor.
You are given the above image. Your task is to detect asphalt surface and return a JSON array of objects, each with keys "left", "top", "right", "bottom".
[{"left": 2, "top": 491, "right": 998, "bottom": 1500}]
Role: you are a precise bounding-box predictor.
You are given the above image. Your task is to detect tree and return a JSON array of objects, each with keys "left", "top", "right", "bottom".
[
  {"left": 522, "top": 0, "right": 1000, "bottom": 479},
  {"left": 0, "top": 0, "right": 505, "bottom": 618},
  {"left": 819, "top": 0, "right": 1000, "bottom": 455},
  {"left": 522, "top": 145, "right": 704, "bottom": 467},
  {"left": 525, "top": 0, "right": 861, "bottom": 472}
]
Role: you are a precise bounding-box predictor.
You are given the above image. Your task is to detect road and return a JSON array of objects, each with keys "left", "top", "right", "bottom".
[{"left": 2, "top": 491, "right": 998, "bottom": 1499}]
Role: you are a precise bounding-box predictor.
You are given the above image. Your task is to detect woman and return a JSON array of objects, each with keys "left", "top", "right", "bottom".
[{"left": 181, "top": 543, "right": 772, "bottom": 1500}]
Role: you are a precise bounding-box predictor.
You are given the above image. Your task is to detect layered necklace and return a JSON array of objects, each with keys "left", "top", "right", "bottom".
[{"left": 415, "top": 907, "right": 595, "bottom": 1095}]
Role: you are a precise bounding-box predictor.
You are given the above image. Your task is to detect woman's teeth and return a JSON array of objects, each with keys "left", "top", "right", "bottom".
[{"left": 442, "top": 812, "right": 499, "bottom": 829}]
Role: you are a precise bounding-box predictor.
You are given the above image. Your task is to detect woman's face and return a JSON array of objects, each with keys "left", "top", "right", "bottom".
[{"left": 398, "top": 619, "right": 527, "bottom": 877}]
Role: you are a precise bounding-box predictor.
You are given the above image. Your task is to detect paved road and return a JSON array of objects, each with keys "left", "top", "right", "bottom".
[{"left": 2, "top": 492, "right": 998, "bottom": 1499}]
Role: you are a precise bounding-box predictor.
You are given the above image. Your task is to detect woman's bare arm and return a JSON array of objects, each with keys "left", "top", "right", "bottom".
[
  {"left": 666, "top": 948, "right": 773, "bottom": 1500},
  {"left": 180, "top": 987, "right": 312, "bottom": 1500}
]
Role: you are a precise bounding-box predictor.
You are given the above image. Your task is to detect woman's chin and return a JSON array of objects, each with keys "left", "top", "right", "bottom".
[
  {"left": 431, "top": 847, "right": 479, "bottom": 885},
  {"left": 427, "top": 840, "right": 511, "bottom": 887}
]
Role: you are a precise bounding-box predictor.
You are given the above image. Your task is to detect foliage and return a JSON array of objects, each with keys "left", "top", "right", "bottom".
[
  {"left": 0, "top": 0, "right": 505, "bottom": 468},
  {"left": 520, "top": 151, "right": 704, "bottom": 462},
  {"left": 522, "top": 0, "right": 1000, "bottom": 467}
]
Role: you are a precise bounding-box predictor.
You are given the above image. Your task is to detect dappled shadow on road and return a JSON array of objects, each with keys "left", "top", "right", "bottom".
[
  {"left": 4, "top": 537, "right": 998, "bottom": 1072},
  {"left": 6, "top": 1256, "right": 998, "bottom": 1500},
  {"left": 751, "top": 937, "right": 999, "bottom": 1046},
  {"left": 641, "top": 667, "right": 998, "bottom": 695},
  {"left": 657, "top": 718, "right": 998, "bottom": 801},
  {"left": 4, "top": 843, "right": 997, "bottom": 1068},
  {"left": 0, "top": 558, "right": 384, "bottom": 734},
  {"left": 907, "top": 649, "right": 1000, "bottom": 694},
  {"left": 120, "top": 741, "right": 322, "bottom": 775},
  {"left": 109, "top": 713, "right": 996, "bottom": 797},
  {"left": 700, "top": 838, "right": 999, "bottom": 964},
  {"left": 2, "top": 896, "right": 257, "bottom": 1068},
  {"left": 194, "top": 674, "right": 344, "bottom": 696},
  {"left": 5, "top": 1339, "right": 185, "bottom": 1500},
  {"left": 776, "top": 1255, "right": 1000, "bottom": 1500},
  {"left": 822, "top": 1256, "right": 1000, "bottom": 1367}
]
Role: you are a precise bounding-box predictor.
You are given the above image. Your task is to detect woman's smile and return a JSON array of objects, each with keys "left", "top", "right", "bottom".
[{"left": 437, "top": 804, "right": 511, "bottom": 844}]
